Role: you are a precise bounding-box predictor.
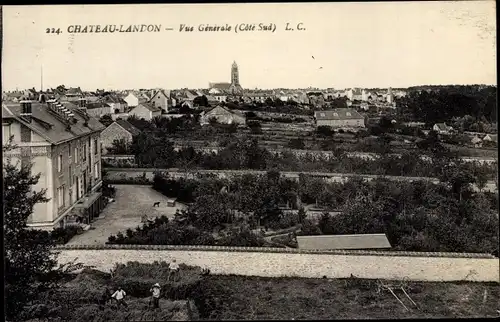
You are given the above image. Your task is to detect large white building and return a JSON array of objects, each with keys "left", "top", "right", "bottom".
[{"left": 2, "top": 99, "right": 106, "bottom": 230}]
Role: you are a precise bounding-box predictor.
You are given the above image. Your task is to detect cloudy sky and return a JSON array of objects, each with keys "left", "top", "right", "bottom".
[{"left": 2, "top": 2, "right": 496, "bottom": 91}]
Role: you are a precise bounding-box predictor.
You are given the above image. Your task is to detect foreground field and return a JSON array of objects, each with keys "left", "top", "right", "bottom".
[
  {"left": 23, "top": 262, "right": 500, "bottom": 321},
  {"left": 203, "top": 276, "right": 500, "bottom": 320}
]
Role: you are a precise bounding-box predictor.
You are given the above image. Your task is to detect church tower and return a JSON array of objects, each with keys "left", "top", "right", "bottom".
[
  {"left": 231, "top": 61, "right": 240, "bottom": 86},
  {"left": 229, "top": 61, "right": 243, "bottom": 95}
]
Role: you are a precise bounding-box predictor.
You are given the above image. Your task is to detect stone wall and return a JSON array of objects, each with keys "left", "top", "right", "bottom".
[{"left": 56, "top": 246, "right": 499, "bottom": 282}]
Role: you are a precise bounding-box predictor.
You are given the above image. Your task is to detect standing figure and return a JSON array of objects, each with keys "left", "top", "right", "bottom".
[
  {"left": 111, "top": 287, "right": 128, "bottom": 309},
  {"left": 168, "top": 259, "right": 180, "bottom": 281},
  {"left": 149, "top": 283, "right": 161, "bottom": 309}
]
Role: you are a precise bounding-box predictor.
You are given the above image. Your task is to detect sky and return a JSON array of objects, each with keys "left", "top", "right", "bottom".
[{"left": 2, "top": 2, "right": 497, "bottom": 91}]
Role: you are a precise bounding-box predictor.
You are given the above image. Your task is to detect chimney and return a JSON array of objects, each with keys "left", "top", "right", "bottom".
[
  {"left": 20, "top": 100, "right": 33, "bottom": 122},
  {"left": 78, "top": 98, "right": 87, "bottom": 109}
]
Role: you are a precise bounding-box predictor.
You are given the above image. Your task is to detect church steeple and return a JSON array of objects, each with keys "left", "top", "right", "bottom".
[{"left": 231, "top": 61, "right": 240, "bottom": 86}]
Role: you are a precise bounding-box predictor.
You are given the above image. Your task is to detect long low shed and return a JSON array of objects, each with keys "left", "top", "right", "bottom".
[{"left": 297, "top": 233, "right": 392, "bottom": 250}]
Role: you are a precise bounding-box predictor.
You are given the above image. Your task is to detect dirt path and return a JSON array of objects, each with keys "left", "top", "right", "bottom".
[{"left": 66, "top": 185, "right": 186, "bottom": 246}]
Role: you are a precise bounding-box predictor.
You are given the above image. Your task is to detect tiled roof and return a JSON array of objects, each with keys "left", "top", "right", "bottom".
[
  {"left": 150, "top": 89, "right": 169, "bottom": 100},
  {"left": 136, "top": 102, "right": 161, "bottom": 112},
  {"left": 210, "top": 83, "right": 232, "bottom": 90},
  {"left": 114, "top": 119, "right": 141, "bottom": 136},
  {"left": 87, "top": 102, "right": 112, "bottom": 109},
  {"left": 434, "top": 123, "right": 452, "bottom": 131},
  {"left": 483, "top": 134, "right": 498, "bottom": 142},
  {"left": 2, "top": 101, "right": 105, "bottom": 145},
  {"left": 206, "top": 105, "right": 245, "bottom": 118},
  {"left": 314, "top": 108, "right": 364, "bottom": 120},
  {"left": 297, "top": 234, "right": 392, "bottom": 250}
]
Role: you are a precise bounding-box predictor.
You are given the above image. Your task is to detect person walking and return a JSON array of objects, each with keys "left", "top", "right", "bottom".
[
  {"left": 111, "top": 287, "right": 128, "bottom": 309},
  {"left": 168, "top": 259, "right": 180, "bottom": 281},
  {"left": 149, "top": 283, "right": 161, "bottom": 309}
]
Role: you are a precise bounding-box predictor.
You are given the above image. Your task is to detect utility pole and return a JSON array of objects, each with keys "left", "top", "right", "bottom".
[{"left": 40, "top": 65, "right": 43, "bottom": 92}]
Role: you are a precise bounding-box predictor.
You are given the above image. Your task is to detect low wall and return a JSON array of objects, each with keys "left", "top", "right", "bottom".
[{"left": 55, "top": 245, "right": 499, "bottom": 282}]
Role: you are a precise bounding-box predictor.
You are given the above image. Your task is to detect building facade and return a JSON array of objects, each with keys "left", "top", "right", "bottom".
[
  {"left": 128, "top": 102, "right": 161, "bottom": 120},
  {"left": 199, "top": 105, "right": 246, "bottom": 126},
  {"left": 100, "top": 119, "right": 140, "bottom": 154},
  {"left": 314, "top": 108, "right": 365, "bottom": 128},
  {"left": 2, "top": 99, "right": 106, "bottom": 230}
]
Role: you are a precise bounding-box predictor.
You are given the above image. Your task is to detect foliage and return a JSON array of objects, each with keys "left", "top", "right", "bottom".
[
  {"left": 296, "top": 176, "right": 498, "bottom": 254},
  {"left": 20, "top": 263, "right": 202, "bottom": 321},
  {"left": 98, "top": 114, "right": 114, "bottom": 127},
  {"left": 316, "top": 125, "right": 335, "bottom": 137},
  {"left": 287, "top": 138, "right": 306, "bottom": 149},
  {"left": 107, "top": 138, "right": 132, "bottom": 154},
  {"left": 51, "top": 226, "right": 82, "bottom": 244},
  {"left": 398, "top": 86, "right": 497, "bottom": 124},
  {"left": 3, "top": 139, "right": 59, "bottom": 320}
]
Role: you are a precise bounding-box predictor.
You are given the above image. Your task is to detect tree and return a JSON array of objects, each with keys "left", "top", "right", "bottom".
[
  {"left": 107, "top": 138, "right": 131, "bottom": 155},
  {"left": 193, "top": 95, "right": 209, "bottom": 107},
  {"left": 247, "top": 120, "right": 262, "bottom": 134},
  {"left": 288, "top": 138, "right": 305, "bottom": 150},
  {"left": 4, "top": 140, "right": 58, "bottom": 320},
  {"left": 99, "top": 114, "right": 114, "bottom": 127},
  {"left": 316, "top": 125, "right": 334, "bottom": 137}
]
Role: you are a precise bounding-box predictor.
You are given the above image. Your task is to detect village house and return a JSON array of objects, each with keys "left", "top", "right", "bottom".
[
  {"left": 212, "top": 94, "right": 228, "bottom": 103},
  {"left": 128, "top": 102, "right": 161, "bottom": 120},
  {"left": 85, "top": 102, "right": 114, "bottom": 118},
  {"left": 123, "top": 91, "right": 148, "bottom": 108},
  {"left": 2, "top": 99, "right": 106, "bottom": 230},
  {"left": 101, "top": 94, "right": 128, "bottom": 114},
  {"left": 345, "top": 88, "right": 363, "bottom": 101},
  {"left": 482, "top": 133, "right": 498, "bottom": 146},
  {"left": 314, "top": 108, "right": 365, "bottom": 128},
  {"left": 470, "top": 135, "right": 483, "bottom": 148},
  {"left": 433, "top": 123, "right": 453, "bottom": 135},
  {"left": 100, "top": 119, "right": 141, "bottom": 154},
  {"left": 199, "top": 105, "right": 246, "bottom": 126},
  {"left": 149, "top": 89, "right": 172, "bottom": 113}
]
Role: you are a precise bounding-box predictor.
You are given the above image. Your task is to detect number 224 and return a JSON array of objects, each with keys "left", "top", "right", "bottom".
[{"left": 46, "top": 28, "right": 62, "bottom": 34}]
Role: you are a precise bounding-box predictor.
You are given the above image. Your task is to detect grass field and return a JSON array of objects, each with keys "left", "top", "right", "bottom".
[
  {"left": 198, "top": 275, "right": 500, "bottom": 320},
  {"left": 23, "top": 262, "right": 500, "bottom": 321}
]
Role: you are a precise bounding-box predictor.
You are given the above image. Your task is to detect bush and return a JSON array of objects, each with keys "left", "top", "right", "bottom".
[
  {"left": 106, "top": 175, "right": 151, "bottom": 185},
  {"left": 51, "top": 226, "right": 81, "bottom": 244},
  {"left": 316, "top": 126, "right": 334, "bottom": 137},
  {"left": 109, "top": 261, "right": 204, "bottom": 299}
]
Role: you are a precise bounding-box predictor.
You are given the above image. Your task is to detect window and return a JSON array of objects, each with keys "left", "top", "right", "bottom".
[
  {"left": 21, "top": 155, "right": 30, "bottom": 170},
  {"left": 57, "top": 186, "right": 65, "bottom": 209},
  {"left": 20, "top": 124, "right": 31, "bottom": 142},
  {"left": 69, "top": 166, "right": 72, "bottom": 184},
  {"left": 94, "top": 163, "right": 99, "bottom": 179},
  {"left": 320, "top": 113, "right": 325, "bottom": 117},
  {"left": 2, "top": 124, "right": 12, "bottom": 144},
  {"left": 94, "top": 139, "right": 98, "bottom": 155},
  {"left": 83, "top": 144, "right": 87, "bottom": 162},
  {"left": 58, "top": 154, "right": 63, "bottom": 172},
  {"left": 346, "top": 112, "right": 351, "bottom": 117},
  {"left": 74, "top": 147, "right": 78, "bottom": 162},
  {"left": 69, "top": 144, "right": 72, "bottom": 159}
]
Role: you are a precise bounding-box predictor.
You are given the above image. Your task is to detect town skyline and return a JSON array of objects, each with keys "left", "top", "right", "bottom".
[{"left": 2, "top": 2, "right": 496, "bottom": 91}]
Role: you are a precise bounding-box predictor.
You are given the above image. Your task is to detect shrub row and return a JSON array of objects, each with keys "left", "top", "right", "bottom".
[{"left": 51, "top": 226, "right": 81, "bottom": 244}]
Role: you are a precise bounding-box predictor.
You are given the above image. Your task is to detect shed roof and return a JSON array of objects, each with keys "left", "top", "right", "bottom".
[{"left": 297, "top": 233, "right": 392, "bottom": 250}]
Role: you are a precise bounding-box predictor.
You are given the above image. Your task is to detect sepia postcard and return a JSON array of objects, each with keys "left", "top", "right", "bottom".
[{"left": 2, "top": 2, "right": 498, "bottom": 321}]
